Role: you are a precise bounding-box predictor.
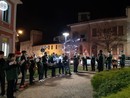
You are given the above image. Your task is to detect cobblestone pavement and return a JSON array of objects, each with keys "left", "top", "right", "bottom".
[{"left": 16, "top": 72, "right": 94, "bottom": 98}]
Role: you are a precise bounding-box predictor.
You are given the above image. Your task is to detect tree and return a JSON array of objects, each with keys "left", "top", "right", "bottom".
[{"left": 94, "top": 22, "right": 126, "bottom": 52}]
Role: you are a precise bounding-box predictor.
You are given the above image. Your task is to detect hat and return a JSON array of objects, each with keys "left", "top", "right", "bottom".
[
  {"left": 29, "top": 56, "right": 33, "bottom": 59},
  {"left": 22, "top": 50, "right": 27, "bottom": 54},
  {"left": 0, "top": 51, "right": 4, "bottom": 55},
  {"left": 15, "top": 51, "right": 21, "bottom": 55},
  {"left": 99, "top": 50, "right": 103, "bottom": 53}
]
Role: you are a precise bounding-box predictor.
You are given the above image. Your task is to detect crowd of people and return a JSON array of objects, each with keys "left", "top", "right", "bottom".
[{"left": 0, "top": 49, "right": 126, "bottom": 98}]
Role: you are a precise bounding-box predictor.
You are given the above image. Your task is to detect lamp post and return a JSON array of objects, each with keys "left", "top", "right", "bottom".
[
  {"left": 62, "top": 32, "right": 69, "bottom": 55},
  {"left": 16, "top": 29, "right": 23, "bottom": 51}
]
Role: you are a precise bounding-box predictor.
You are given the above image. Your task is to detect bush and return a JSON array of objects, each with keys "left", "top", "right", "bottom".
[
  {"left": 91, "top": 68, "right": 130, "bottom": 98},
  {"left": 103, "top": 85, "right": 130, "bottom": 98}
]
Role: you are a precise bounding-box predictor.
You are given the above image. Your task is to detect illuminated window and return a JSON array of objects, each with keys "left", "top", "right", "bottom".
[
  {"left": 2, "top": 3, "right": 11, "bottom": 23},
  {"left": 2, "top": 42, "right": 9, "bottom": 56},
  {"left": 56, "top": 45, "right": 57, "bottom": 49},
  {"left": 51, "top": 45, "right": 53, "bottom": 49},
  {"left": 48, "top": 45, "right": 50, "bottom": 50}
]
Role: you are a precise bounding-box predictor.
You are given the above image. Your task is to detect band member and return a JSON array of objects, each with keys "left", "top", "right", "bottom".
[
  {"left": 20, "top": 50, "right": 27, "bottom": 88},
  {"left": 63, "top": 54, "right": 71, "bottom": 75},
  {"left": 14, "top": 51, "right": 21, "bottom": 92},
  {"left": 73, "top": 53, "right": 80, "bottom": 73},
  {"left": 81, "top": 53, "right": 88, "bottom": 71},
  {"left": 120, "top": 50, "right": 126, "bottom": 68},
  {"left": 0, "top": 51, "right": 6, "bottom": 96},
  {"left": 37, "top": 57, "right": 44, "bottom": 82},
  {"left": 106, "top": 51, "right": 112, "bottom": 70},
  {"left": 5, "top": 53, "right": 18, "bottom": 98},
  {"left": 29, "top": 56, "right": 36, "bottom": 85},
  {"left": 91, "top": 54, "right": 96, "bottom": 71},
  {"left": 42, "top": 52, "right": 48, "bottom": 78},
  {"left": 97, "top": 50, "right": 105, "bottom": 72},
  {"left": 58, "top": 54, "right": 64, "bottom": 75}
]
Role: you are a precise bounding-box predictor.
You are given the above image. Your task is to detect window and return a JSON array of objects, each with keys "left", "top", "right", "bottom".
[
  {"left": 118, "top": 26, "right": 123, "bottom": 36},
  {"left": 112, "top": 26, "right": 117, "bottom": 36},
  {"left": 51, "top": 45, "right": 53, "bottom": 49},
  {"left": 2, "top": 42, "right": 9, "bottom": 57},
  {"left": 48, "top": 45, "right": 50, "bottom": 50},
  {"left": 56, "top": 45, "right": 57, "bottom": 49},
  {"left": 2, "top": 4, "right": 11, "bottom": 23},
  {"left": 92, "top": 28, "right": 97, "bottom": 37},
  {"left": 112, "top": 45, "right": 117, "bottom": 55},
  {"left": 118, "top": 44, "right": 123, "bottom": 54}
]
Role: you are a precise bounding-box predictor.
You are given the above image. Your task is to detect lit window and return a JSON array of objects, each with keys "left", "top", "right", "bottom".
[
  {"left": 2, "top": 42, "right": 9, "bottom": 56},
  {"left": 51, "top": 45, "right": 53, "bottom": 49},
  {"left": 2, "top": 3, "right": 11, "bottom": 23},
  {"left": 48, "top": 45, "right": 50, "bottom": 50},
  {"left": 56, "top": 45, "right": 57, "bottom": 49}
]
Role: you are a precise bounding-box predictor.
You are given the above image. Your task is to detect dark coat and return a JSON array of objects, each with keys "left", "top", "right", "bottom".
[
  {"left": 37, "top": 61, "right": 44, "bottom": 74},
  {"left": 0, "top": 58, "right": 6, "bottom": 77},
  {"left": 5, "top": 60, "right": 18, "bottom": 81}
]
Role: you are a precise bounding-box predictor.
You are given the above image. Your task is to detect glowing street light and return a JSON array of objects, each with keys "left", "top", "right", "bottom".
[
  {"left": 62, "top": 32, "right": 69, "bottom": 55},
  {"left": 63, "top": 32, "right": 69, "bottom": 42},
  {"left": 18, "top": 30, "right": 23, "bottom": 35}
]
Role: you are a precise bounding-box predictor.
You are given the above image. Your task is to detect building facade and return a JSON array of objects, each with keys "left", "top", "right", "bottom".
[
  {"left": 0, "top": 0, "right": 22, "bottom": 56},
  {"left": 20, "top": 30, "right": 64, "bottom": 57},
  {"left": 68, "top": 7, "right": 130, "bottom": 58}
]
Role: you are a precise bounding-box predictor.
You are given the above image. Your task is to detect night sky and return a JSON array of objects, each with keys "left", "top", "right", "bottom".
[{"left": 16, "top": 0, "right": 130, "bottom": 42}]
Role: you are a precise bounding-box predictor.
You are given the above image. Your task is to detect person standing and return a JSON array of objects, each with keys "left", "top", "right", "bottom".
[
  {"left": 120, "top": 50, "right": 126, "bottom": 68},
  {"left": 58, "top": 54, "right": 64, "bottom": 75},
  {"left": 14, "top": 51, "right": 21, "bottom": 92},
  {"left": 91, "top": 54, "right": 96, "bottom": 71},
  {"left": 29, "top": 56, "right": 36, "bottom": 85},
  {"left": 73, "top": 53, "right": 80, "bottom": 73},
  {"left": 63, "top": 54, "right": 71, "bottom": 75},
  {"left": 0, "top": 51, "right": 6, "bottom": 96},
  {"left": 81, "top": 53, "right": 88, "bottom": 71},
  {"left": 42, "top": 52, "right": 48, "bottom": 78},
  {"left": 97, "top": 50, "right": 105, "bottom": 72},
  {"left": 37, "top": 57, "right": 44, "bottom": 82},
  {"left": 106, "top": 51, "right": 112, "bottom": 70},
  {"left": 20, "top": 50, "right": 27, "bottom": 88},
  {"left": 5, "top": 53, "right": 18, "bottom": 98}
]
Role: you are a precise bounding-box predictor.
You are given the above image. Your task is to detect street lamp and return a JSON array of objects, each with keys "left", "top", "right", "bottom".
[
  {"left": 62, "top": 32, "right": 69, "bottom": 55},
  {"left": 17, "top": 30, "right": 23, "bottom": 36},
  {"left": 63, "top": 32, "right": 69, "bottom": 42}
]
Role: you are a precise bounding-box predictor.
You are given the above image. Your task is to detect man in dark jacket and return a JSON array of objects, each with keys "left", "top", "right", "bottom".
[
  {"left": 0, "top": 51, "right": 6, "bottom": 96},
  {"left": 42, "top": 52, "right": 48, "bottom": 78},
  {"left": 97, "top": 50, "right": 105, "bottom": 72},
  {"left": 120, "top": 50, "right": 126, "bottom": 68},
  {"left": 73, "top": 53, "right": 80, "bottom": 72},
  {"left": 20, "top": 50, "right": 27, "bottom": 88}
]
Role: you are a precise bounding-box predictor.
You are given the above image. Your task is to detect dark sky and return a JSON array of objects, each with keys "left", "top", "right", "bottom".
[{"left": 16, "top": 0, "right": 130, "bottom": 42}]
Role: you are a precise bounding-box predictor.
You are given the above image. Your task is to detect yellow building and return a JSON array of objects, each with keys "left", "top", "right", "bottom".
[
  {"left": 20, "top": 30, "right": 64, "bottom": 57},
  {"left": 20, "top": 42, "right": 64, "bottom": 57}
]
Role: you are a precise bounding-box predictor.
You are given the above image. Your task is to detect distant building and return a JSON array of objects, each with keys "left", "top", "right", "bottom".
[
  {"left": 68, "top": 7, "right": 130, "bottom": 58},
  {"left": 20, "top": 30, "right": 64, "bottom": 57},
  {"left": 0, "top": 0, "right": 22, "bottom": 56}
]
